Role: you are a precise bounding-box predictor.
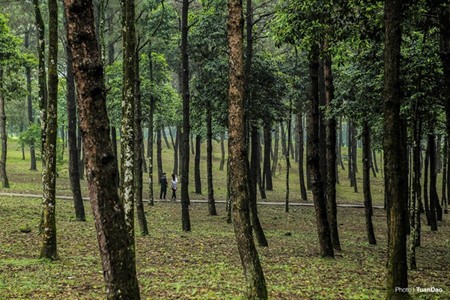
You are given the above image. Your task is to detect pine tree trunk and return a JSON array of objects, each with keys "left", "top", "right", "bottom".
[
  {"left": 173, "top": 126, "right": 179, "bottom": 175},
  {"left": 194, "top": 134, "right": 202, "bottom": 194},
  {"left": 280, "top": 122, "right": 287, "bottom": 157},
  {"left": 206, "top": 104, "right": 217, "bottom": 215},
  {"left": 148, "top": 48, "right": 155, "bottom": 206},
  {"left": 134, "top": 49, "right": 148, "bottom": 236},
  {"left": 297, "top": 112, "right": 307, "bottom": 200},
  {"left": 441, "top": 138, "right": 447, "bottom": 212},
  {"left": 0, "top": 69, "right": 9, "bottom": 188},
  {"left": 384, "top": 0, "right": 409, "bottom": 296},
  {"left": 110, "top": 126, "right": 119, "bottom": 185},
  {"left": 285, "top": 111, "right": 291, "bottom": 213},
  {"left": 424, "top": 146, "right": 430, "bottom": 224},
  {"left": 318, "top": 60, "right": 327, "bottom": 193},
  {"left": 156, "top": 126, "right": 162, "bottom": 179},
  {"left": 428, "top": 134, "right": 439, "bottom": 230},
  {"left": 25, "top": 30, "right": 37, "bottom": 171},
  {"left": 120, "top": 0, "right": 137, "bottom": 250},
  {"left": 227, "top": 0, "right": 267, "bottom": 296},
  {"left": 362, "top": 121, "right": 376, "bottom": 245},
  {"left": 64, "top": 9, "right": 85, "bottom": 221},
  {"left": 272, "top": 124, "right": 279, "bottom": 176},
  {"left": 263, "top": 121, "right": 273, "bottom": 191},
  {"left": 180, "top": 0, "right": 191, "bottom": 231},
  {"left": 308, "top": 46, "right": 334, "bottom": 258},
  {"left": 64, "top": 0, "right": 141, "bottom": 295},
  {"left": 347, "top": 121, "right": 352, "bottom": 181},
  {"left": 338, "top": 118, "right": 345, "bottom": 170},
  {"left": 323, "top": 52, "right": 340, "bottom": 250},
  {"left": 220, "top": 132, "right": 225, "bottom": 171}
]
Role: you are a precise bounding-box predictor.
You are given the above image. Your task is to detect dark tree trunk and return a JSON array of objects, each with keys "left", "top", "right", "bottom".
[
  {"left": 347, "top": 121, "right": 352, "bottom": 181},
  {"left": 206, "top": 105, "right": 217, "bottom": 215},
  {"left": 111, "top": 126, "right": 119, "bottom": 185},
  {"left": 362, "top": 121, "right": 376, "bottom": 245},
  {"left": 173, "top": 126, "right": 179, "bottom": 175},
  {"left": 64, "top": 9, "right": 85, "bottom": 221},
  {"left": 424, "top": 146, "right": 430, "bottom": 224},
  {"left": 297, "top": 111, "right": 307, "bottom": 200},
  {"left": 180, "top": 0, "right": 191, "bottom": 231},
  {"left": 227, "top": 0, "right": 267, "bottom": 296},
  {"left": 323, "top": 52, "right": 340, "bottom": 250},
  {"left": 280, "top": 122, "right": 287, "bottom": 157},
  {"left": 33, "top": 0, "right": 48, "bottom": 163},
  {"left": 338, "top": 118, "right": 345, "bottom": 170},
  {"left": 384, "top": 0, "right": 409, "bottom": 296},
  {"left": 318, "top": 60, "right": 327, "bottom": 193},
  {"left": 272, "top": 123, "right": 279, "bottom": 176},
  {"left": 0, "top": 69, "right": 9, "bottom": 188},
  {"left": 428, "top": 134, "right": 439, "bottom": 230},
  {"left": 285, "top": 110, "right": 292, "bottom": 213},
  {"left": 64, "top": 0, "right": 141, "bottom": 295},
  {"left": 220, "top": 132, "right": 225, "bottom": 171},
  {"left": 194, "top": 134, "right": 202, "bottom": 194},
  {"left": 190, "top": 133, "right": 195, "bottom": 155},
  {"left": 157, "top": 126, "right": 162, "bottom": 179},
  {"left": 134, "top": 49, "right": 148, "bottom": 236},
  {"left": 24, "top": 30, "right": 37, "bottom": 171},
  {"left": 440, "top": 3, "right": 450, "bottom": 215},
  {"left": 441, "top": 138, "right": 447, "bottom": 213},
  {"left": 40, "top": 0, "right": 58, "bottom": 260},
  {"left": 257, "top": 139, "right": 266, "bottom": 200},
  {"left": 162, "top": 126, "right": 170, "bottom": 149},
  {"left": 263, "top": 121, "right": 273, "bottom": 190},
  {"left": 308, "top": 47, "right": 334, "bottom": 258},
  {"left": 410, "top": 117, "right": 422, "bottom": 270},
  {"left": 372, "top": 150, "right": 379, "bottom": 173},
  {"left": 148, "top": 49, "right": 155, "bottom": 206},
  {"left": 351, "top": 124, "right": 358, "bottom": 193}
]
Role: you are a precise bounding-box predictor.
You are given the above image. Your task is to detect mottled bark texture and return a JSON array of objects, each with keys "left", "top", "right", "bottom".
[
  {"left": 40, "top": 0, "right": 58, "bottom": 260},
  {"left": 64, "top": 0, "right": 140, "bottom": 297},
  {"left": 384, "top": 0, "right": 409, "bottom": 297},
  {"left": 307, "top": 47, "right": 334, "bottom": 258},
  {"left": 120, "top": 0, "right": 136, "bottom": 248},
  {"left": 64, "top": 8, "right": 85, "bottom": 221},
  {"left": 323, "top": 51, "right": 340, "bottom": 251},
  {"left": 180, "top": 0, "right": 191, "bottom": 231},
  {"left": 227, "top": 0, "right": 267, "bottom": 298}
]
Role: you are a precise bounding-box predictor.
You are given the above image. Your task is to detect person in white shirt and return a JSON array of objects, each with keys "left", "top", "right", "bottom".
[{"left": 171, "top": 173, "right": 178, "bottom": 201}]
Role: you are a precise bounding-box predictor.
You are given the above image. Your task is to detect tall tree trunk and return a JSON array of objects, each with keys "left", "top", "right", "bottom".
[
  {"left": 64, "top": 9, "right": 85, "bottom": 221},
  {"left": 180, "top": 0, "right": 191, "bottom": 231},
  {"left": 41, "top": 0, "right": 58, "bottom": 260},
  {"left": 351, "top": 124, "right": 358, "bottom": 193},
  {"left": 424, "top": 146, "right": 430, "bottom": 224},
  {"left": 338, "top": 118, "right": 345, "bottom": 170},
  {"left": 227, "top": 0, "right": 267, "bottom": 296},
  {"left": 410, "top": 116, "right": 422, "bottom": 270},
  {"left": 372, "top": 150, "right": 379, "bottom": 173},
  {"left": 285, "top": 110, "right": 292, "bottom": 213},
  {"left": 168, "top": 126, "right": 175, "bottom": 148},
  {"left": 148, "top": 48, "right": 155, "bottom": 206},
  {"left": 173, "top": 126, "right": 179, "bottom": 175},
  {"left": 323, "top": 51, "right": 340, "bottom": 250},
  {"left": 220, "top": 132, "right": 225, "bottom": 170},
  {"left": 78, "top": 124, "right": 85, "bottom": 180},
  {"left": 257, "top": 139, "right": 266, "bottom": 200},
  {"left": 162, "top": 126, "right": 170, "bottom": 149},
  {"left": 157, "top": 126, "right": 162, "bottom": 179},
  {"left": 33, "top": 0, "right": 48, "bottom": 163},
  {"left": 134, "top": 49, "right": 148, "bottom": 236},
  {"left": 263, "top": 121, "right": 273, "bottom": 190},
  {"left": 362, "top": 121, "right": 376, "bottom": 245},
  {"left": 194, "top": 134, "right": 202, "bottom": 194},
  {"left": 0, "top": 69, "right": 9, "bottom": 188},
  {"left": 280, "top": 122, "right": 287, "bottom": 157},
  {"left": 428, "top": 134, "right": 439, "bottom": 230},
  {"left": 297, "top": 111, "right": 307, "bottom": 200},
  {"left": 120, "top": 0, "right": 136, "bottom": 250},
  {"left": 308, "top": 46, "right": 334, "bottom": 258},
  {"left": 440, "top": 2, "right": 450, "bottom": 215},
  {"left": 384, "top": 0, "right": 409, "bottom": 296},
  {"left": 25, "top": 30, "right": 37, "bottom": 171},
  {"left": 347, "top": 121, "right": 352, "bottom": 181},
  {"left": 441, "top": 138, "right": 447, "bottom": 213},
  {"left": 318, "top": 60, "right": 327, "bottom": 193},
  {"left": 206, "top": 104, "right": 217, "bottom": 215},
  {"left": 272, "top": 124, "right": 279, "bottom": 176},
  {"left": 64, "top": 0, "right": 141, "bottom": 295}
]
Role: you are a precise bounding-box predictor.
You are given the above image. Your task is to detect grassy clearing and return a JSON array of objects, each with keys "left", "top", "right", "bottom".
[{"left": 0, "top": 196, "right": 449, "bottom": 299}]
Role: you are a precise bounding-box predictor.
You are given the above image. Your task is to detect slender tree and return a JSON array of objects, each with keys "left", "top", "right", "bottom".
[
  {"left": 384, "top": 0, "right": 408, "bottom": 297},
  {"left": 362, "top": 121, "right": 376, "bottom": 245},
  {"left": 24, "top": 29, "right": 37, "bottom": 171},
  {"left": 206, "top": 103, "right": 217, "bottom": 215},
  {"left": 297, "top": 111, "right": 307, "bottom": 200},
  {"left": 0, "top": 68, "right": 9, "bottom": 188},
  {"left": 64, "top": 0, "right": 140, "bottom": 296},
  {"left": 194, "top": 134, "right": 202, "bottom": 194},
  {"left": 40, "top": 0, "right": 58, "bottom": 260},
  {"left": 227, "top": 0, "right": 267, "bottom": 297}
]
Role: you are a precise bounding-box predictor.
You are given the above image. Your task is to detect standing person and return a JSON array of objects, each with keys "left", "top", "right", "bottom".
[
  {"left": 160, "top": 173, "right": 168, "bottom": 200},
  {"left": 171, "top": 174, "right": 178, "bottom": 201}
]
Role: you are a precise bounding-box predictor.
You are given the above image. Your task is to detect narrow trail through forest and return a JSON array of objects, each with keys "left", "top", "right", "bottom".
[{"left": 0, "top": 192, "right": 385, "bottom": 209}]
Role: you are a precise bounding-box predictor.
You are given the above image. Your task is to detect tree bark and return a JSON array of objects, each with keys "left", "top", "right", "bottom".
[
  {"left": 362, "top": 121, "right": 376, "bottom": 245},
  {"left": 162, "top": 126, "right": 170, "bottom": 149},
  {"left": 206, "top": 104, "right": 217, "bottom": 215},
  {"left": 148, "top": 49, "right": 155, "bottom": 206},
  {"left": 64, "top": 0, "right": 140, "bottom": 296},
  {"left": 120, "top": 0, "right": 136, "bottom": 250},
  {"left": 64, "top": 9, "right": 85, "bottom": 221},
  {"left": 0, "top": 69, "right": 8, "bottom": 188},
  {"left": 180, "top": 0, "right": 191, "bottom": 231},
  {"left": 173, "top": 126, "right": 179, "bottom": 175},
  {"left": 220, "top": 132, "right": 225, "bottom": 171},
  {"left": 384, "top": 0, "right": 409, "bottom": 296},
  {"left": 307, "top": 47, "right": 334, "bottom": 258},
  {"left": 134, "top": 49, "right": 148, "bottom": 236},
  {"left": 40, "top": 0, "right": 58, "bottom": 260},
  {"left": 323, "top": 52, "right": 340, "bottom": 250},
  {"left": 156, "top": 126, "right": 162, "bottom": 179},
  {"left": 24, "top": 29, "right": 37, "bottom": 171},
  {"left": 271, "top": 123, "right": 279, "bottom": 176},
  {"left": 227, "top": 0, "right": 268, "bottom": 296},
  {"left": 424, "top": 145, "right": 430, "bottom": 225},
  {"left": 297, "top": 111, "right": 307, "bottom": 200},
  {"left": 263, "top": 121, "right": 273, "bottom": 191},
  {"left": 428, "top": 134, "right": 439, "bottom": 230},
  {"left": 194, "top": 134, "right": 202, "bottom": 194}
]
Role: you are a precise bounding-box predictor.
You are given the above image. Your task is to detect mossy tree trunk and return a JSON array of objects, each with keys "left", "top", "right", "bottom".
[
  {"left": 64, "top": 0, "right": 140, "bottom": 296},
  {"left": 227, "top": 0, "right": 267, "bottom": 297},
  {"left": 384, "top": 0, "right": 409, "bottom": 297},
  {"left": 40, "top": 0, "right": 58, "bottom": 260}
]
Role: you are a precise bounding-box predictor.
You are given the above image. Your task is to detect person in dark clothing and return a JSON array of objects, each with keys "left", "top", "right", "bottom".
[{"left": 159, "top": 173, "right": 168, "bottom": 200}]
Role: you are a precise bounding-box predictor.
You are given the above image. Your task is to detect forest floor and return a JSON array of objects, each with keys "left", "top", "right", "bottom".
[{"left": 0, "top": 196, "right": 448, "bottom": 299}]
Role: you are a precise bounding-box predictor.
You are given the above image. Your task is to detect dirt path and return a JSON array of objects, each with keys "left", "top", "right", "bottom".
[{"left": 0, "top": 192, "right": 384, "bottom": 209}]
